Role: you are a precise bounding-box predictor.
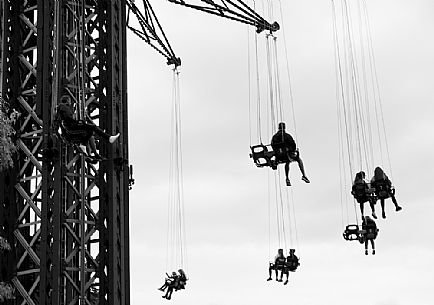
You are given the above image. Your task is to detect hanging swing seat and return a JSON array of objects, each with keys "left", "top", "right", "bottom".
[
  {"left": 250, "top": 144, "right": 276, "bottom": 169},
  {"left": 343, "top": 224, "right": 361, "bottom": 241},
  {"left": 59, "top": 121, "right": 92, "bottom": 145},
  {"left": 250, "top": 144, "right": 298, "bottom": 170}
]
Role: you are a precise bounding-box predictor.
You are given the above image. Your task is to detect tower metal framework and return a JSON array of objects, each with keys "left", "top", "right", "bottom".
[{"left": 0, "top": 0, "right": 130, "bottom": 304}]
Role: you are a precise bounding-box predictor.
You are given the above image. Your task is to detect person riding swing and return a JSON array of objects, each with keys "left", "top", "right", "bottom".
[
  {"left": 281, "top": 249, "right": 300, "bottom": 285},
  {"left": 352, "top": 171, "right": 377, "bottom": 219},
  {"left": 360, "top": 216, "right": 378, "bottom": 255},
  {"left": 271, "top": 122, "right": 310, "bottom": 186},
  {"left": 370, "top": 167, "right": 402, "bottom": 219},
  {"left": 267, "top": 249, "right": 286, "bottom": 282},
  {"left": 159, "top": 269, "right": 188, "bottom": 300},
  {"left": 54, "top": 95, "right": 120, "bottom": 159}
]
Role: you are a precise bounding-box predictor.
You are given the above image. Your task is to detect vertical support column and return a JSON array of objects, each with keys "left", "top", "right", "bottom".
[
  {"left": 98, "top": 0, "right": 130, "bottom": 304},
  {"left": 120, "top": 2, "right": 131, "bottom": 304},
  {"left": 0, "top": 0, "right": 3, "bottom": 95},
  {"left": 38, "top": 0, "right": 62, "bottom": 304},
  {"left": 1, "top": 1, "right": 44, "bottom": 304}
]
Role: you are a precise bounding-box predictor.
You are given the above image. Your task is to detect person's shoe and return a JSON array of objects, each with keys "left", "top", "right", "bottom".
[
  {"left": 372, "top": 250, "right": 376, "bottom": 255},
  {"left": 396, "top": 206, "right": 402, "bottom": 212},
  {"left": 283, "top": 280, "right": 288, "bottom": 285},
  {"left": 167, "top": 296, "right": 171, "bottom": 300},
  {"left": 286, "top": 178, "right": 291, "bottom": 186},
  {"left": 86, "top": 156, "right": 99, "bottom": 164},
  {"left": 382, "top": 211, "right": 386, "bottom": 219},
  {"left": 79, "top": 144, "right": 87, "bottom": 154},
  {"left": 372, "top": 212, "right": 377, "bottom": 219},
  {"left": 301, "top": 176, "right": 310, "bottom": 183},
  {"left": 109, "top": 133, "right": 120, "bottom": 144},
  {"left": 267, "top": 277, "right": 272, "bottom": 281},
  {"left": 162, "top": 296, "right": 166, "bottom": 299},
  {"left": 91, "top": 153, "right": 103, "bottom": 160},
  {"left": 158, "top": 288, "right": 164, "bottom": 291},
  {"left": 278, "top": 279, "right": 283, "bottom": 282},
  {"left": 365, "top": 250, "right": 368, "bottom": 255}
]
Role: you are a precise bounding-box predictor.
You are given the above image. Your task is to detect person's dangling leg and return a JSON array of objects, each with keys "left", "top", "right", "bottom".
[
  {"left": 88, "top": 136, "right": 102, "bottom": 159},
  {"left": 166, "top": 287, "right": 173, "bottom": 300},
  {"left": 391, "top": 195, "right": 402, "bottom": 212},
  {"left": 164, "top": 286, "right": 171, "bottom": 299},
  {"left": 297, "top": 157, "right": 310, "bottom": 183},
  {"left": 380, "top": 199, "right": 386, "bottom": 218},
  {"left": 267, "top": 264, "right": 273, "bottom": 281},
  {"left": 283, "top": 271, "right": 289, "bottom": 285},
  {"left": 369, "top": 198, "right": 377, "bottom": 219},
  {"left": 364, "top": 240, "right": 368, "bottom": 255},
  {"left": 285, "top": 162, "right": 291, "bottom": 186},
  {"left": 371, "top": 239, "right": 375, "bottom": 255},
  {"left": 158, "top": 281, "right": 167, "bottom": 292},
  {"left": 80, "top": 122, "right": 120, "bottom": 143},
  {"left": 359, "top": 202, "right": 364, "bottom": 218}
]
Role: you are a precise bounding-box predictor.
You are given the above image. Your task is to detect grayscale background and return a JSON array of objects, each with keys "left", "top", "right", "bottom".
[{"left": 126, "top": 0, "right": 434, "bottom": 304}]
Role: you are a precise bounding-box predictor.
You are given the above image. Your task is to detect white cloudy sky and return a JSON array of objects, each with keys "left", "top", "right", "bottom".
[{"left": 126, "top": 0, "right": 434, "bottom": 304}]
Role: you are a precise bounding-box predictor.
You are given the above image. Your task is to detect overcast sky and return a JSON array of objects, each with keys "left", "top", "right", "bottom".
[{"left": 125, "top": 0, "right": 434, "bottom": 304}]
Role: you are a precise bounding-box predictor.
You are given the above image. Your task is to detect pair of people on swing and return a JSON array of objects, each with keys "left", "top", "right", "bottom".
[
  {"left": 55, "top": 95, "right": 120, "bottom": 159},
  {"left": 271, "top": 122, "right": 310, "bottom": 186},
  {"left": 352, "top": 167, "right": 402, "bottom": 219},
  {"left": 158, "top": 269, "right": 188, "bottom": 300},
  {"left": 267, "top": 248, "right": 299, "bottom": 285}
]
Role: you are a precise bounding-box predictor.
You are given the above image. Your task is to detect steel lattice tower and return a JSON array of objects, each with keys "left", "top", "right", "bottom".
[{"left": 0, "top": 1, "right": 130, "bottom": 304}]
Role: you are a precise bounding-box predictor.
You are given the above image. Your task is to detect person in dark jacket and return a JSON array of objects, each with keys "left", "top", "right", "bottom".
[
  {"left": 370, "top": 167, "right": 402, "bottom": 219},
  {"left": 282, "top": 249, "right": 300, "bottom": 285},
  {"left": 174, "top": 269, "right": 188, "bottom": 291},
  {"left": 158, "top": 272, "right": 177, "bottom": 292},
  {"left": 54, "top": 95, "right": 120, "bottom": 157},
  {"left": 352, "top": 171, "right": 376, "bottom": 219},
  {"left": 271, "top": 122, "right": 310, "bottom": 186},
  {"left": 361, "top": 216, "right": 378, "bottom": 255},
  {"left": 267, "top": 249, "right": 286, "bottom": 282}
]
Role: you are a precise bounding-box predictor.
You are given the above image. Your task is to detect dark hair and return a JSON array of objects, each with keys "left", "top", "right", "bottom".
[
  {"left": 374, "top": 167, "right": 385, "bottom": 181},
  {"left": 278, "top": 122, "right": 285, "bottom": 130},
  {"left": 354, "top": 171, "right": 365, "bottom": 182},
  {"left": 60, "top": 95, "right": 71, "bottom": 104}
]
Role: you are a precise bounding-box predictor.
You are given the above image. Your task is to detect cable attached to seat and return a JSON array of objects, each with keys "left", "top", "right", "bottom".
[{"left": 166, "top": 68, "right": 188, "bottom": 272}]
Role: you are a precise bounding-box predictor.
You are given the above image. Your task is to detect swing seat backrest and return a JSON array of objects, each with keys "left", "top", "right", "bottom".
[
  {"left": 343, "top": 224, "right": 360, "bottom": 241},
  {"left": 250, "top": 144, "right": 275, "bottom": 168}
]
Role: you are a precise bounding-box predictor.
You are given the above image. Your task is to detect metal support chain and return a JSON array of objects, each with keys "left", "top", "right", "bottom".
[
  {"left": 126, "top": 0, "right": 181, "bottom": 66},
  {"left": 168, "top": 0, "right": 280, "bottom": 33}
]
